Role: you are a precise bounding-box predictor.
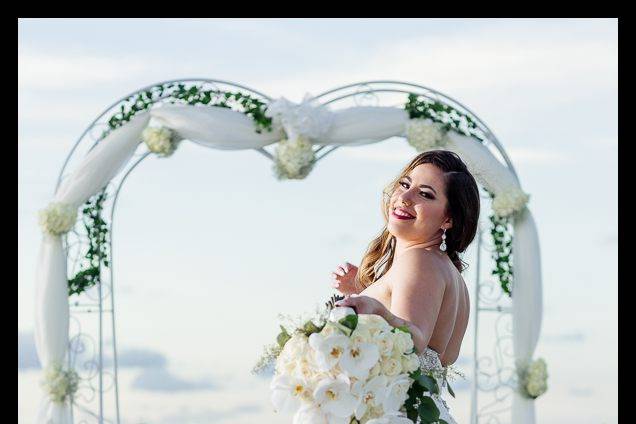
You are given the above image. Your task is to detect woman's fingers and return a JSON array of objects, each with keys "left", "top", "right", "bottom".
[
  {"left": 335, "top": 266, "right": 346, "bottom": 276},
  {"left": 343, "top": 262, "right": 351, "bottom": 272}
]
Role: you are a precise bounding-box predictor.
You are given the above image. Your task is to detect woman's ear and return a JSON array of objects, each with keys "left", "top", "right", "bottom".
[{"left": 442, "top": 217, "right": 453, "bottom": 230}]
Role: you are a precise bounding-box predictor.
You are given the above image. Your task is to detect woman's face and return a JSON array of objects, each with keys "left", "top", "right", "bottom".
[{"left": 387, "top": 163, "right": 451, "bottom": 243}]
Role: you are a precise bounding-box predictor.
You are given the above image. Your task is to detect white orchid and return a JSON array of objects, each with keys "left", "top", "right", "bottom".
[
  {"left": 366, "top": 411, "right": 414, "bottom": 424},
  {"left": 328, "top": 306, "right": 356, "bottom": 323},
  {"left": 352, "top": 374, "right": 387, "bottom": 420},
  {"left": 382, "top": 374, "right": 412, "bottom": 414},
  {"left": 293, "top": 404, "right": 349, "bottom": 424},
  {"left": 309, "top": 333, "right": 351, "bottom": 371},
  {"left": 313, "top": 375, "right": 358, "bottom": 421},
  {"left": 270, "top": 374, "right": 312, "bottom": 414},
  {"left": 340, "top": 339, "right": 380, "bottom": 379}
]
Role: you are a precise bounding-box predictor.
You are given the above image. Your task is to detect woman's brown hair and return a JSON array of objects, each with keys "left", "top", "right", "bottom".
[{"left": 356, "top": 150, "right": 480, "bottom": 289}]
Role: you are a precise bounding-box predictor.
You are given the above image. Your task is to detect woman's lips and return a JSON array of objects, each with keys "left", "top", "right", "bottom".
[{"left": 391, "top": 209, "right": 416, "bottom": 220}]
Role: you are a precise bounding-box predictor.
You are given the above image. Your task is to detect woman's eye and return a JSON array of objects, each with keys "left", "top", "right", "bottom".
[
  {"left": 420, "top": 192, "right": 434, "bottom": 199},
  {"left": 399, "top": 182, "right": 409, "bottom": 189}
]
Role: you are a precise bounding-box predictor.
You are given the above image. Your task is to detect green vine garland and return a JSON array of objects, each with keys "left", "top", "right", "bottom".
[
  {"left": 68, "top": 83, "right": 274, "bottom": 296},
  {"left": 488, "top": 195, "right": 514, "bottom": 296},
  {"left": 104, "top": 82, "right": 274, "bottom": 134},
  {"left": 68, "top": 90, "right": 515, "bottom": 298},
  {"left": 404, "top": 94, "right": 515, "bottom": 297},
  {"left": 67, "top": 190, "right": 109, "bottom": 296},
  {"left": 404, "top": 93, "right": 486, "bottom": 142}
]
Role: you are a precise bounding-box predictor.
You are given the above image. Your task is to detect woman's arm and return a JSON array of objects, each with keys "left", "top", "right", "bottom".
[
  {"left": 334, "top": 252, "right": 446, "bottom": 355},
  {"left": 388, "top": 252, "right": 446, "bottom": 354}
]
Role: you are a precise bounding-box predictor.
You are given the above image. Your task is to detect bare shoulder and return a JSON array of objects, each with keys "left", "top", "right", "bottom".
[
  {"left": 393, "top": 248, "right": 450, "bottom": 280},
  {"left": 390, "top": 248, "right": 449, "bottom": 292}
]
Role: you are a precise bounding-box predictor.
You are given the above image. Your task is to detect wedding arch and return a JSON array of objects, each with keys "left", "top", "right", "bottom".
[{"left": 34, "top": 80, "right": 544, "bottom": 424}]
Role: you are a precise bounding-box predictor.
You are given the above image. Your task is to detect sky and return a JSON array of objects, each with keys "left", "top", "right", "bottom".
[{"left": 18, "top": 18, "right": 618, "bottom": 424}]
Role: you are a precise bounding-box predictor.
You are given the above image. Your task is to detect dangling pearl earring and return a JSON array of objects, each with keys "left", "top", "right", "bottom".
[{"left": 440, "top": 228, "right": 447, "bottom": 252}]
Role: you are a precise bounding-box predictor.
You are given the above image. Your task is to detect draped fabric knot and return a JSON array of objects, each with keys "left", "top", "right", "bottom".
[{"left": 265, "top": 94, "right": 334, "bottom": 142}]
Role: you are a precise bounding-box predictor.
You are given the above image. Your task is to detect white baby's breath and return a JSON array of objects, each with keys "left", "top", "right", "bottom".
[
  {"left": 520, "top": 358, "right": 548, "bottom": 399},
  {"left": 41, "top": 363, "right": 79, "bottom": 404},
  {"left": 405, "top": 118, "right": 447, "bottom": 152},
  {"left": 272, "top": 136, "right": 316, "bottom": 180},
  {"left": 142, "top": 126, "right": 181, "bottom": 157},
  {"left": 38, "top": 202, "right": 77, "bottom": 236},
  {"left": 492, "top": 187, "right": 530, "bottom": 218}
]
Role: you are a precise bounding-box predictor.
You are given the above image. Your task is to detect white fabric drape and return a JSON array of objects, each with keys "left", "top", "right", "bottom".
[
  {"left": 444, "top": 131, "right": 519, "bottom": 193},
  {"left": 318, "top": 106, "right": 409, "bottom": 146},
  {"left": 150, "top": 104, "right": 282, "bottom": 150},
  {"left": 34, "top": 235, "right": 71, "bottom": 424},
  {"left": 54, "top": 113, "right": 151, "bottom": 207},
  {"left": 511, "top": 209, "right": 543, "bottom": 424},
  {"left": 34, "top": 100, "right": 542, "bottom": 424}
]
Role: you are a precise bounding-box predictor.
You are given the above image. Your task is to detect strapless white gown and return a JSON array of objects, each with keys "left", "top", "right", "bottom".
[{"left": 418, "top": 347, "right": 458, "bottom": 424}]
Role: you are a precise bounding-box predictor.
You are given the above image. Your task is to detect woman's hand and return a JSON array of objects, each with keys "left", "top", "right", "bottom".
[
  {"left": 334, "top": 294, "right": 389, "bottom": 318},
  {"left": 330, "top": 262, "right": 361, "bottom": 296}
]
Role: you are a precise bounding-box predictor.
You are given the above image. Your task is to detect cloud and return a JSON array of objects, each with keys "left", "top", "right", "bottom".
[
  {"left": 259, "top": 22, "right": 616, "bottom": 104},
  {"left": 106, "top": 348, "right": 168, "bottom": 369},
  {"left": 542, "top": 331, "right": 586, "bottom": 344},
  {"left": 18, "top": 49, "right": 155, "bottom": 90},
  {"left": 570, "top": 387, "right": 594, "bottom": 398},
  {"left": 155, "top": 404, "right": 263, "bottom": 424},
  {"left": 131, "top": 368, "right": 216, "bottom": 392},
  {"left": 18, "top": 331, "right": 40, "bottom": 369},
  {"left": 507, "top": 146, "right": 569, "bottom": 166}
]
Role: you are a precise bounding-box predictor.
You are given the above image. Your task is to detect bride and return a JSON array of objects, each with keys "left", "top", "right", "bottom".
[{"left": 331, "top": 150, "right": 480, "bottom": 423}]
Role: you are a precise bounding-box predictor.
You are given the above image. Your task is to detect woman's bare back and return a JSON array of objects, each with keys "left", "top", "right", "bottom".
[{"left": 360, "top": 248, "right": 470, "bottom": 366}]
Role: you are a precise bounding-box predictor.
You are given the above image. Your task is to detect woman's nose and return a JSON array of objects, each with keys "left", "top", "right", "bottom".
[{"left": 398, "top": 192, "right": 414, "bottom": 206}]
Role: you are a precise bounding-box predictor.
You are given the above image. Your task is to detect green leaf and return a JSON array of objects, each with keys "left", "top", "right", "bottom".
[
  {"left": 276, "top": 326, "right": 291, "bottom": 348},
  {"left": 302, "top": 320, "right": 320, "bottom": 335},
  {"left": 338, "top": 314, "right": 358, "bottom": 331},
  {"left": 446, "top": 379, "right": 455, "bottom": 398},
  {"left": 418, "top": 396, "right": 440, "bottom": 422},
  {"left": 418, "top": 374, "right": 440, "bottom": 394},
  {"left": 393, "top": 325, "right": 411, "bottom": 334}
]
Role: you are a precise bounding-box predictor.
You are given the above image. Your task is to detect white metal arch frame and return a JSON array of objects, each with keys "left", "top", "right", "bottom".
[{"left": 54, "top": 80, "right": 525, "bottom": 424}]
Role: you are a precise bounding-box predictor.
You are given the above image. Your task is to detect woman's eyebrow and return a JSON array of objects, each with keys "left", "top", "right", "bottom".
[{"left": 404, "top": 176, "right": 438, "bottom": 194}]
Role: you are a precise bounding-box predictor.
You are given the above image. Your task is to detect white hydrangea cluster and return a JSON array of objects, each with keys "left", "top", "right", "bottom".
[
  {"left": 38, "top": 202, "right": 77, "bottom": 236},
  {"left": 405, "top": 118, "right": 447, "bottom": 152},
  {"left": 521, "top": 358, "right": 548, "bottom": 399},
  {"left": 142, "top": 126, "right": 181, "bottom": 157},
  {"left": 41, "top": 363, "right": 79, "bottom": 404},
  {"left": 492, "top": 188, "right": 530, "bottom": 218},
  {"left": 272, "top": 136, "right": 316, "bottom": 180},
  {"left": 270, "top": 307, "right": 421, "bottom": 423}
]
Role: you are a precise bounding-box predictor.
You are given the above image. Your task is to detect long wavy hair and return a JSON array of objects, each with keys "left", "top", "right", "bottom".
[{"left": 356, "top": 150, "right": 480, "bottom": 289}]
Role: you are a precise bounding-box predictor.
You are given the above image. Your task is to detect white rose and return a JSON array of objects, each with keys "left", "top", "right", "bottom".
[
  {"left": 358, "top": 314, "right": 392, "bottom": 334},
  {"left": 380, "top": 357, "right": 402, "bottom": 377},
  {"left": 373, "top": 331, "right": 395, "bottom": 357},
  {"left": 401, "top": 353, "right": 421, "bottom": 374},
  {"left": 392, "top": 331, "right": 414, "bottom": 355}
]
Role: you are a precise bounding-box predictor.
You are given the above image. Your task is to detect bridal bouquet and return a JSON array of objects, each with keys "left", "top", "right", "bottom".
[{"left": 255, "top": 295, "right": 450, "bottom": 424}]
